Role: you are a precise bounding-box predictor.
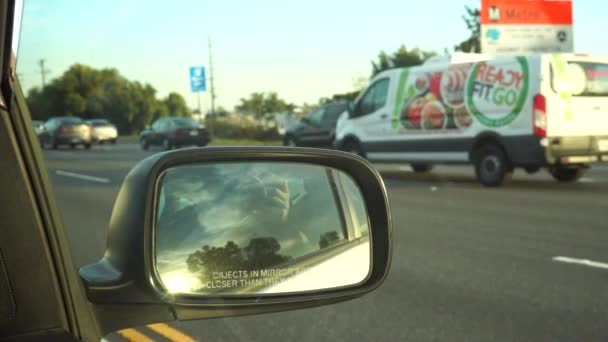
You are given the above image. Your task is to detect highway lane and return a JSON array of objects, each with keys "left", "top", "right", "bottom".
[{"left": 43, "top": 142, "right": 608, "bottom": 341}]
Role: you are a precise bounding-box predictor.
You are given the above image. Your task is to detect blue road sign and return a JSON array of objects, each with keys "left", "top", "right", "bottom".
[{"left": 190, "top": 66, "right": 206, "bottom": 92}]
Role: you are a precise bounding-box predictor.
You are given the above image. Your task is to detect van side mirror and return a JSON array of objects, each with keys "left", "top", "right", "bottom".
[
  {"left": 347, "top": 101, "right": 356, "bottom": 118},
  {"left": 78, "top": 147, "right": 392, "bottom": 335}
]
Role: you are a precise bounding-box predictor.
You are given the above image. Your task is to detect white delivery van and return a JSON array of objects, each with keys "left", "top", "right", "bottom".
[{"left": 335, "top": 52, "right": 608, "bottom": 186}]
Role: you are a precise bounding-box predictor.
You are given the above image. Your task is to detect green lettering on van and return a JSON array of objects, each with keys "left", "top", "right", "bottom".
[
  {"left": 466, "top": 56, "right": 529, "bottom": 127},
  {"left": 392, "top": 69, "right": 410, "bottom": 129}
]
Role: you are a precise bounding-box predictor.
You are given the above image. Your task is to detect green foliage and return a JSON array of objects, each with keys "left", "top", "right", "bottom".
[
  {"left": 164, "top": 92, "right": 192, "bottom": 117},
  {"left": 236, "top": 92, "right": 288, "bottom": 119},
  {"left": 455, "top": 6, "right": 481, "bottom": 53},
  {"left": 205, "top": 117, "right": 281, "bottom": 141},
  {"left": 319, "top": 91, "right": 359, "bottom": 105},
  {"left": 24, "top": 64, "right": 190, "bottom": 134},
  {"left": 371, "top": 45, "right": 437, "bottom": 76}
]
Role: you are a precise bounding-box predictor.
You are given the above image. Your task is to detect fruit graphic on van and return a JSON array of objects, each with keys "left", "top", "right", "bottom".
[
  {"left": 428, "top": 72, "right": 442, "bottom": 100},
  {"left": 421, "top": 100, "right": 446, "bottom": 130},
  {"left": 415, "top": 75, "right": 430, "bottom": 94},
  {"left": 454, "top": 105, "right": 473, "bottom": 128},
  {"left": 441, "top": 64, "right": 472, "bottom": 108},
  {"left": 403, "top": 97, "right": 426, "bottom": 129}
]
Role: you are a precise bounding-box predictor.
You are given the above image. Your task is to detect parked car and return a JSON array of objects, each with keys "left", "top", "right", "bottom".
[
  {"left": 335, "top": 52, "right": 608, "bottom": 186},
  {"left": 32, "top": 120, "right": 45, "bottom": 144},
  {"left": 283, "top": 101, "right": 347, "bottom": 149},
  {"left": 32, "top": 120, "right": 45, "bottom": 135},
  {"left": 39, "top": 116, "right": 93, "bottom": 149},
  {"left": 85, "top": 118, "right": 118, "bottom": 144},
  {"left": 140, "top": 117, "right": 211, "bottom": 150}
]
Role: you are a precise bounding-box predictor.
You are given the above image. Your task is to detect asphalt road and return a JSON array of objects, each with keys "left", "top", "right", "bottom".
[{"left": 43, "top": 141, "right": 608, "bottom": 341}]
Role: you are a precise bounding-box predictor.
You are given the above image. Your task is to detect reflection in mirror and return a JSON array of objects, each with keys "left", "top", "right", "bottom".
[{"left": 154, "top": 162, "right": 371, "bottom": 296}]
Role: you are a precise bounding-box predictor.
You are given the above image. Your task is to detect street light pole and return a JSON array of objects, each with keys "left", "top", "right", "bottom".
[
  {"left": 38, "top": 59, "right": 49, "bottom": 88},
  {"left": 197, "top": 92, "right": 201, "bottom": 115}
]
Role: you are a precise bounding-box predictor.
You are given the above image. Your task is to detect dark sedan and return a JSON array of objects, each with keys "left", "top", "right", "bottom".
[
  {"left": 283, "top": 101, "right": 347, "bottom": 149},
  {"left": 39, "top": 116, "right": 93, "bottom": 149},
  {"left": 140, "top": 117, "right": 211, "bottom": 150}
]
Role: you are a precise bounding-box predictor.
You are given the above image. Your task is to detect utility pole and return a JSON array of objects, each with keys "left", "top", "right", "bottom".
[
  {"left": 38, "top": 59, "right": 49, "bottom": 88},
  {"left": 208, "top": 36, "right": 216, "bottom": 115},
  {"left": 197, "top": 92, "right": 201, "bottom": 115}
]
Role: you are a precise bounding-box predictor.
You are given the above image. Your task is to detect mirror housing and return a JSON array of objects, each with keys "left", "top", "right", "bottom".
[
  {"left": 347, "top": 101, "right": 356, "bottom": 118},
  {"left": 79, "top": 147, "right": 392, "bottom": 335}
]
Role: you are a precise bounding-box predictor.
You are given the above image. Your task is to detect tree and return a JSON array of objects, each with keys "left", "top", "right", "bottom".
[
  {"left": 263, "top": 92, "right": 288, "bottom": 116},
  {"left": 164, "top": 92, "right": 191, "bottom": 117},
  {"left": 319, "top": 91, "right": 359, "bottom": 105},
  {"left": 64, "top": 93, "right": 86, "bottom": 116},
  {"left": 152, "top": 100, "right": 169, "bottom": 121},
  {"left": 236, "top": 92, "right": 288, "bottom": 119},
  {"left": 371, "top": 45, "right": 436, "bottom": 76},
  {"left": 24, "top": 63, "right": 174, "bottom": 134},
  {"left": 129, "top": 82, "right": 159, "bottom": 130},
  {"left": 455, "top": 6, "right": 480, "bottom": 53}
]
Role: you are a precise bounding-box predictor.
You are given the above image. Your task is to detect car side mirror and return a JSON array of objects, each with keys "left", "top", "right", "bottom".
[{"left": 79, "top": 147, "right": 392, "bottom": 335}]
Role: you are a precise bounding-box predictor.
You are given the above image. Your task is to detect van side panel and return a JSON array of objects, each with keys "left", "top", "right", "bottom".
[{"left": 359, "top": 55, "right": 544, "bottom": 165}]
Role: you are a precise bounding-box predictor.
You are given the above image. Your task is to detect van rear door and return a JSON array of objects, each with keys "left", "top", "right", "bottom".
[{"left": 547, "top": 56, "right": 608, "bottom": 138}]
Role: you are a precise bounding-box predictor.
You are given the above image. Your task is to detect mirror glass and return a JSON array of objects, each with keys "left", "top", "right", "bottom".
[{"left": 154, "top": 162, "right": 371, "bottom": 296}]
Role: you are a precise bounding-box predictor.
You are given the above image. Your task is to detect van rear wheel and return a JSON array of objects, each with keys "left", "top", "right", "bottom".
[
  {"left": 548, "top": 166, "right": 586, "bottom": 182},
  {"left": 411, "top": 164, "right": 433, "bottom": 173},
  {"left": 474, "top": 145, "right": 512, "bottom": 187}
]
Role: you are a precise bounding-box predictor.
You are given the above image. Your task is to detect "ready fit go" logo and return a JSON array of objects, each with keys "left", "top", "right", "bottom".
[{"left": 466, "top": 57, "right": 529, "bottom": 127}]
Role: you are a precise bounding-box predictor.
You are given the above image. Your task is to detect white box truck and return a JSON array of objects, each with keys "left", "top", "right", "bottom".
[{"left": 335, "top": 53, "right": 608, "bottom": 186}]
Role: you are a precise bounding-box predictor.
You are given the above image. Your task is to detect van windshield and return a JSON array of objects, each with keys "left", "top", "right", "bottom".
[{"left": 553, "top": 61, "right": 608, "bottom": 97}]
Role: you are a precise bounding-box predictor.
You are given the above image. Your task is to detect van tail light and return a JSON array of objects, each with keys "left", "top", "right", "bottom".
[
  {"left": 58, "top": 126, "right": 67, "bottom": 134},
  {"left": 533, "top": 94, "right": 547, "bottom": 138}
]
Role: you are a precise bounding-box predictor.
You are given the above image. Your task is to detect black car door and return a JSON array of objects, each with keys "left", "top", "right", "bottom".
[
  {"left": 150, "top": 119, "right": 164, "bottom": 145},
  {"left": 318, "top": 103, "right": 347, "bottom": 147},
  {"left": 297, "top": 107, "right": 327, "bottom": 147}
]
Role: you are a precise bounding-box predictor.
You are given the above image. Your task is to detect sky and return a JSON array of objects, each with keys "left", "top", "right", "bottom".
[{"left": 13, "top": 0, "right": 608, "bottom": 112}]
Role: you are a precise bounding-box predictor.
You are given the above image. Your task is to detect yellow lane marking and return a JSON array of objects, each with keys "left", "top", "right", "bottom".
[
  {"left": 116, "top": 328, "right": 155, "bottom": 342},
  {"left": 147, "top": 323, "right": 198, "bottom": 342}
]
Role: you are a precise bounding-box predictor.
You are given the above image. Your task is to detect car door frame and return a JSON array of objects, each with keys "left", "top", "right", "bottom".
[
  {"left": 297, "top": 106, "right": 329, "bottom": 147},
  {"left": 150, "top": 118, "right": 165, "bottom": 145},
  {"left": 0, "top": 1, "right": 100, "bottom": 340},
  {"left": 319, "top": 103, "right": 347, "bottom": 147}
]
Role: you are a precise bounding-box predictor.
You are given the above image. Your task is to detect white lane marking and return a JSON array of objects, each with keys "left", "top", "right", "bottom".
[
  {"left": 579, "top": 177, "right": 595, "bottom": 183},
  {"left": 552, "top": 256, "right": 608, "bottom": 270},
  {"left": 55, "top": 170, "right": 110, "bottom": 184}
]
